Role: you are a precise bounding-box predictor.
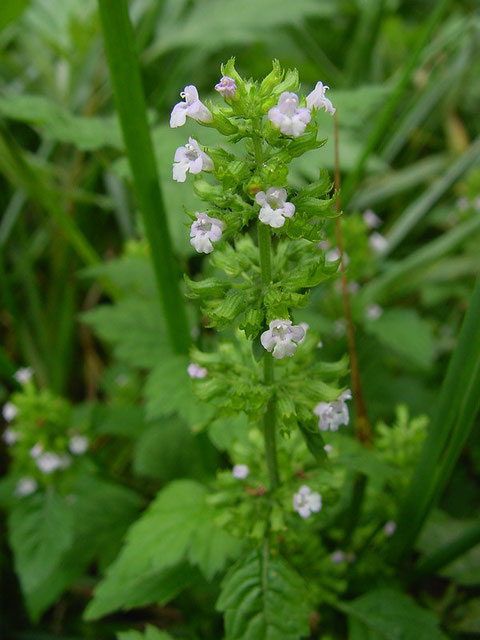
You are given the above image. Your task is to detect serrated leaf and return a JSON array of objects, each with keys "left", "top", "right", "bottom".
[
  {"left": 86, "top": 480, "right": 241, "bottom": 619},
  {"left": 7, "top": 490, "right": 74, "bottom": 621},
  {"left": 345, "top": 588, "right": 443, "bottom": 639},
  {"left": 217, "top": 550, "right": 313, "bottom": 640},
  {"left": 81, "top": 297, "right": 170, "bottom": 369}
]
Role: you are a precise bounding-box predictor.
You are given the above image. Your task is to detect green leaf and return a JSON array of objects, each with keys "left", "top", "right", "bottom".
[
  {"left": 86, "top": 480, "right": 241, "bottom": 619},
  {"left": 0, "top": 94, "right": 122, "bottom": 151},
  {"left": 298, "top": 423, "right": 327, "bottom": 464},
  {"left": 117, "top": 626, "right": 178, "bottom": 640},
  {"left": 345, "top": 588, "right": 443, "bottom": 639},
  {"left": 0, "top": 0, "right": 29, "bottom": 31},
  {"left": 133, "top": 416, "right": 218, "bottom": 481},
  {"left": 364, "top": 308, "right": 435, "bottom": 370},
  {"left": 7, "top": 490, "right": 74, "bottom": 621},
  {"left": 217, "top": 549, "right": 313, "bottom": 640},
  {"left": 144, "top": 354, "right": 214, "bottom": 425},
  {"left": 81, "top": 297, "right": 170, "bottom": 369}
]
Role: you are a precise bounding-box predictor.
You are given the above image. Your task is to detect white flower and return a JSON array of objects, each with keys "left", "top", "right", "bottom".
[
  {"left": 255, "top": 188, "right": 295, "bottom": 228},
  {"left": 69, "top": 435, "right": 89, "bottom": 455},
  {"left": 293, "top": 485, "right": 322, "bottom": 518},
  {"left": 317, "top": 340, "right": 323, "bottom": 349},
  {"left": 190, "top": 212, "right": 225, "bottom": 254},
  {"left": 306, "top": 81, "right": 336, "bottom": 115},
  {"left": 15, "top": 477, "right": 37, "bottom": 497},
  {"left": 29, "top": 443, "right": 43, "bottom": 458},
  {"left": 365, "top": 303, "right": 383, "bottom": 320},
  {"left": 268, "top": 92, "right": 311, "bottom": 137},
  {"left": 36, "top": 452, "right": 61, "bottom": 474},
  {"left": 261, "top": 319, "right": 306, "bottom": 359},
  {"left": 314, "top": 389, "right": 351, "bottom": 432},
  {"left": 14, "top": 367, "right": 33, "bottom": 384},
  {"left": 215, "top": 76, "right": 237, "bottom": 98},
  {"left": 172, "top": 137, "right": 213, "bottom": 182},
  {"left": 170, "top": 85, "right": 213, "bottom": 128},
  {"left": 369, "top": 232, "right": 388, "bottom": 254},
  {"left": 326, "top": 248, "right": 340, "bottom": 262},
  {"left": 187, "top": 363, "right": 208, "bottom": 379},
  {"left": 298, "top": 322, "right": 309, "bottom": 344},
  {"left": 324, "top": 444, "right": 333, "bottom": 453},
  {"left": 363, "top": 209, "right": 382, "bottom": 229},
  {"left": 232, "top": 464, "right": 249, "bottom": 479},
  {"left": 2, "top": 427, "right": 19, "bottom": 445},
  {"left": 384, "top": 521, "right": 397, "bottom": 536},
  {"left": 2, "top": 402, "right": 18, "bottom": 422},
  {"left": 331, "top": 550, "right": 346, "bottom": 564}
]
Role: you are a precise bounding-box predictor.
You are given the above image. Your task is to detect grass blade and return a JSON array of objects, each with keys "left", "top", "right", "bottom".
[
  {"left": 97, "top": 0, "right": 190, "bottom": 354},
  {"left": 388, "top": 273, "right": 480, "bottom": 565},
  {"left": 341, "top": 0, "right": 450, "bottom": 205}
]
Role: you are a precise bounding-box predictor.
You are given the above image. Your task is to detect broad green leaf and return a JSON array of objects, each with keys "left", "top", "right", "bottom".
[
  {"left": 133, "top": 415, "right": 218, "bottom": 481},
  {"left": 82, "top": 256, "right": 157, "bottom": 298},
  {"left": 117, "top": 626, "right": 178, "bottom": 640},
  {"left": 94, "top": 405, "right": 149, "bottom": 438},
  {"left": 0, "top": 0, "right": 29, "bottom": 31},
  {"left": 7, "top": 490, "right": 74, "bottom": 620},
  {"left": 81, "top": 297, "right": 170, "bottom": 369},
  {"left": 363, "top": 308, "right": 435, "bottom": 370},
  {"left": 346, "top": 588, "right": 443, "bottom": 639},
  {"left": 0, "top": 94, "right": 122, "bottom": 151},
  {"left": 85, "top": 480, "right": 241, "bottom": 619},
  {"left": 217, "top": 550, "right": 313, "bottom": 640},
  {"left": 144, "top": 354, "right": 214, "bottom": 425}
]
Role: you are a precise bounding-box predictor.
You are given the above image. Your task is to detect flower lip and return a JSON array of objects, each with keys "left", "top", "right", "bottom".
[
  {"left": 173, "top": 137, "right": 213, "bottom": 182},
  {"left": 170, "top": 85, "right": 213, "bottom": 128},
  {"left": 306, "top": 81, "right": 336, "bottom": 115},
  {"left": 260, "top": 319, "right": 306, "bottom": 359},
  {"left": 255, "top": 187, "right": 295, "bottom": 228},
  {"left": 268, "top": 91, "right": 311, "bottom": 137},
  {"left": 190, "top": 212, "right": 225, "bottom": 254}
]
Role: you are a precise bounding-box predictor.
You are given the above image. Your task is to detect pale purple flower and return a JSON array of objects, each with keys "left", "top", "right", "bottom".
[
  {"left": 293, "top": 485, "right": 322, "bottom": 518},
  {"left": 215, "top": 76, "right": 237, "bottom": 98},
  {"left": 15, "top": 477, "right": 37, "bottom": 497},
  {"left": 255, "top": 187, "right": 295, "bottom": 228},
  {"left": 173, "top": 137, "right": 213, "bottom": 182},
  {"left": 314, "top": 390, "right": 352, "bottom": 432},
  {"left": 14, "top": 367, "right": 33, "bottom": 384},
  {"left": 363, "top": 209, "right": 382, "bottom": 229},
  {"left": 317, "top": 340, "right": 324, "bottom": 349},
  {"left": 365, "top": 303, "right": 383, "bottom": 320},
  {"left": 36, "top": 452, "right": 61, "bottom": 474},
  {"left": 232, "top": 464, "right": 249, "bottom": 479},
  {"left": 384, "top": 521, "right": 397, "bottom": 536},
  {"left": 369, "top": 232, "right": 388, "bottom": 254},
  {"left": 170, "top": 85, "right": 213, "bottom": 128},
  {"left": 261, "top": 319, "right": 306, "bottom": 359},
  {"left": 2, "top": 427, "right": 19, "bottom": 445},
  {"left": 190, "top": 212, "right": 225, "bottom": 254},
  {"left": 324, "top": 444, "right": 333, "bottom": 453},
  {"left": 326, "top": 248, "right": 340, "bottom": 262},
  {"left": 187, "top": 363, "right": 208, "bottom": 379},
  {"left": 69, "top": 435, "right": 89, "bottom": 455},
  {"left": 306, "top": 81, "right": 336, "bottom": 115},
  {"left": 298, "top": 322, "right": 309, "bottom": 344},
  {"left": 2, "top": 402, "right": 18, "bottom": 422},
  {"left": 268, "top": 92, "right": 311, "bottom": 137},
  {"left": 29, "top": 443, "right": 43, "bottom": 458},
  {"left": 331, "top": 550, "right": 346, "bottom": 564}
]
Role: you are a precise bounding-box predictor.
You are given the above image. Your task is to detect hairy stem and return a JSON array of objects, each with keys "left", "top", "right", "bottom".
[{"left": 255, "top": 130, "right": 280, "bottom": 491}]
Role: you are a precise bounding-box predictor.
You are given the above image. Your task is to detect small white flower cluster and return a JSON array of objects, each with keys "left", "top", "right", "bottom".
[
  {"left": 261, "top": 319, "right": 306, "bottom": 359},
  {"left": 232, "top": 464, "right": 249, "bottom": 480},
  {"left": 293, "top": 485, "right": 322, "bottom": 518},
  {"left": 14, "top": 367, "right": 33, "bottom": 384},
  {"left": 314, "top": 390, "right": 352, "bottom": 432},
  {"left": 187, "top": 363, "right": 208, "bottom": 379}
]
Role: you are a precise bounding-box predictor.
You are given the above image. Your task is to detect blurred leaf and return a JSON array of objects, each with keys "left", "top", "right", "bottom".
[
  {"left": 0, "top": 94, "right": 122, "bottom": 151},
  {"left": 117, "top": 626, "right": 178, "bottom": 640},
  {"left": 133, "top": 415, "right": 218, "bottom": 480},
  {"left": 147, "top": 0, "right": 338, "bottom": 59},
  {"left": 217, "top": 549, "right": 313, "bottom": 640},
  {"left": 7, "top": 489, "right": 74, "bottom": 621},
  {"left": 345, "top": 588, "right": 443, "bottom": 639},
  {"left": 81, "top": 297, "right": 170, "bottom": 369},
  {"left": 144, "top": 353, "right": 214, "bottom": 425},
  {"left": 85, "top": 480, "right": 241, "bottom": 620},
  {"left": 94, "top": 404, "right": 149, "bottom": 438},
  {"left": 0, "top": 0, "right": 29, "bottom": 31},
  {"left": 364, "top": 309, "right": 436, "bottom": 370}
]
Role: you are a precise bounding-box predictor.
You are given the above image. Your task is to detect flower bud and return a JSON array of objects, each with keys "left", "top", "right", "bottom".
[{"left": 259, "top": 59, "right": 284, "bottom": 97}]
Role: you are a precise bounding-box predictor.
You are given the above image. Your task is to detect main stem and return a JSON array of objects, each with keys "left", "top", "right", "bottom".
[{"left": 254, "top": 129, "right": 280, "bottom": 491}]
